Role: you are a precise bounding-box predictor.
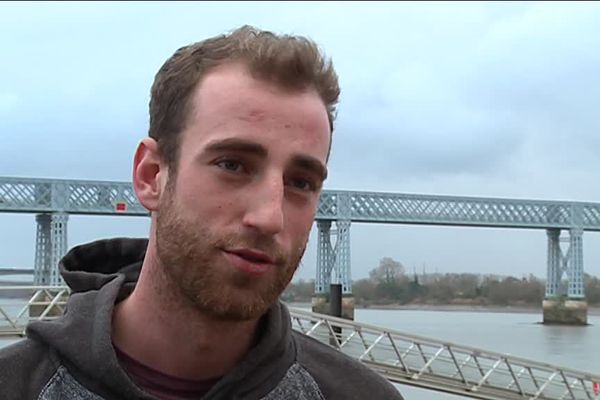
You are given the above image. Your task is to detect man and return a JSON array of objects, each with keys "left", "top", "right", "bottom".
[{"left": 0, "top": 26, "right": 403, "bottom": 399}]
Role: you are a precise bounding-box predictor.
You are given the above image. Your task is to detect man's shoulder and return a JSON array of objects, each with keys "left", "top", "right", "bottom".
[
  {"left": 0, "top": 339, "right": 59, "bottom": 399},
  {"left": 0, "top": 338, "right": 46, "bottom": 363},
  {"left": 292, "top": 331, "right": 404, "bottom": 400}
]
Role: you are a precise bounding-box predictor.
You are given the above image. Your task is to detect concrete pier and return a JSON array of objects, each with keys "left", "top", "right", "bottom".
[
  {"left": 312, "top": 295, "right": 355, "bottom": 320},
  {"left": 543, "top": 298, "right": 587, "bottom": 325}
]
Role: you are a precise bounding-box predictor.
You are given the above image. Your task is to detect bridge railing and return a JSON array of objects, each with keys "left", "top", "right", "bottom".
[
  {"left": 289, "top": 308, "right": 600, "bottom": 400},
  {"left": 0, "top": 286, "right": 68, "bottom": 336}
]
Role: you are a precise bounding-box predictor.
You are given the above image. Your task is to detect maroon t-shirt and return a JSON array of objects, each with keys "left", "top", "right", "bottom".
[{"left": 114, "top": 344, "right": 221, "bottom": 400}]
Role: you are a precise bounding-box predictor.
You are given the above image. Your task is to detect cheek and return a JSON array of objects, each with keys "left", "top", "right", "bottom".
[
  {"left": 174, "top": 168, "right": 220, "bottom": 207},
  {"left": 286, "top": 207, "right": 317, "bottom": 239}
]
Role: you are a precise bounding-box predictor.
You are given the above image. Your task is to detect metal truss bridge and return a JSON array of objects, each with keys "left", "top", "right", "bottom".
[
  {"left": 0, "top": 268, "right": 33, "bottom": 276},
  {"left": 0, "top": 286, "right": 598, "bottom": 400},
  {"left": 1, "top": 176, "right": 598, "bottom": 300}
]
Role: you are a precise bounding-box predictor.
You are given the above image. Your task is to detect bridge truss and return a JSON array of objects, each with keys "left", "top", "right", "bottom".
[{"left": 2, "top": 176, "right": 599, "bottom": 299}]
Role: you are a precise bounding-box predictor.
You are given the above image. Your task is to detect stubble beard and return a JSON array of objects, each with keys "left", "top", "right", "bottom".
[{"left": 155, "top": 189, "right": 307, "bottom": 321}]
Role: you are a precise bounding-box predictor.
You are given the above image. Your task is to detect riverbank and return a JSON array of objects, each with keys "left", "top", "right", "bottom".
[{"left": 285, "top": 302, "right": 600, "bottom": 316}]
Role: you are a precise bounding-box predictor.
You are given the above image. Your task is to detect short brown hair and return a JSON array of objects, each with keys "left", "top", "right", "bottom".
[{"left": 148, "top": 25, "right": 340, "bottom": 170}]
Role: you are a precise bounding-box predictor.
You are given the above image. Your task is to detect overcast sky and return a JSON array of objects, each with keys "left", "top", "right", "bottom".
[{"left": 1, "top": 1, "right": 600, "bottom": 282}]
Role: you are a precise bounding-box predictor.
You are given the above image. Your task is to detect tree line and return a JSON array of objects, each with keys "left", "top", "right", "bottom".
[{"left": 282, "top": 257, "right": 600, "bottom": 307}]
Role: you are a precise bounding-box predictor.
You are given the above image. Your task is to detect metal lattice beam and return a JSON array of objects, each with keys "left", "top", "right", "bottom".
[
  {"left": 3, "top": 177, "right": 600, "bottom": 230},
  {"left": 317, "top": 191, "right": 600, "bottom": 231},
  {"left": 0, "top": 177, "right": 147, "bottom": 216}
]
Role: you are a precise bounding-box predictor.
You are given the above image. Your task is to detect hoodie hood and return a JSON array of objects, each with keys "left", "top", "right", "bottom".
[
  {"left": 60, "top": 237, "right": 148, "bottom": 294},
  {"left": 26, "top": 238, "right": 296, "bottom": 400}
]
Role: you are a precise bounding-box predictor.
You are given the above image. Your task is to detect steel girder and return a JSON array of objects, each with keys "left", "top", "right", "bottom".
[
  {"left": 3, "top": 177, "right": 600, "bottom": 231},
  {"left": 0, "top": 177, "right": 147, "bottom": 216},
  {"left": 316, "top": 191, "right": 600, "bottom": 231}
]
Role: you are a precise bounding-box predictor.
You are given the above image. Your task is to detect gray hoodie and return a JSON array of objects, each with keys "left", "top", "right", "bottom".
[{"left": 0, "top": 238, "right": 404, "bottom": 400}]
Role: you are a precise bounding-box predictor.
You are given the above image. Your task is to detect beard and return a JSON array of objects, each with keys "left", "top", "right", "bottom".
[{"left": 155, "top": 187, "right": 307, "bottom": 321}]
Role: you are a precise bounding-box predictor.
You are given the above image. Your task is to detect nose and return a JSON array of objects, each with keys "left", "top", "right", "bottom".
[{"left": 242, "top": 175, "right": 285, "bottom": 236}]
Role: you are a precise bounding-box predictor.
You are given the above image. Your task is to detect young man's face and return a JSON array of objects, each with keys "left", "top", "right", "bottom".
[{"left": 155, "top": 63, "right": 331, "bottom": 320}]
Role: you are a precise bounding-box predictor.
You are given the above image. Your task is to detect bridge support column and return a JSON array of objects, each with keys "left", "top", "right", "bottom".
[
  {"left": 545, "top": 229, "right": 561, "bottom": 298},
  {"left": 314, "top": 221, "right": 332, "bottom": 294},
  {"left": 543, "top": 228, "right": 587, "bottom": 325},
  {"left": 312, "top": 220, "right": 354, "bottom": 320},
  {"left": 334, "top": 220, "right": 352, "bottom": 295},
  {"left": 34, "top": 213, "right": 68, "bottom": 286},
  {"left": 567, "top": 228, "right": 584, "bottom": 299}
]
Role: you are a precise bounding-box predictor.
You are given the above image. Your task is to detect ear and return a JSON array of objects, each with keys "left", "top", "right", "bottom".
[{"left": 133, "top": 138, "right": 167, "bottom": 212}]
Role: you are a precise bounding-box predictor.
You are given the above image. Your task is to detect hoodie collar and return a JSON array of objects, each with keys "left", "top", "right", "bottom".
[{"left": 28, "top": 238, "right": 296, "bottom": 399}]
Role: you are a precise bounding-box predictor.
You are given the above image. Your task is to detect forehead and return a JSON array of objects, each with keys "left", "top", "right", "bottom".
[{"left": 182, "top": 63, "right": 331, "bottom": 161}]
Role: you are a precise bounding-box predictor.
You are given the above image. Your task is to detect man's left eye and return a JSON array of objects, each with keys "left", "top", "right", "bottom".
[{"left": 216, "top": 160, "right": 244, "bottom": 173}]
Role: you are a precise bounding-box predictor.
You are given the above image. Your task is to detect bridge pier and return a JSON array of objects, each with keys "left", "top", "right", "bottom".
[
  {"left": 543, "top": 299, "right": 587, "bottom": 325},
  {"left": 311, "top": 295, "right": 355, "bottom": 321},
  {"left": 312, "top": 219, "right": 355, "bottom": 320},
  {"left": 543, "top": 228, "right": 587, "bottom": 325}
]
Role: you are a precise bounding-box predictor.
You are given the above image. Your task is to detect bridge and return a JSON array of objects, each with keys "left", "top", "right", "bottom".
[
  {"left": 1, "top": 176, "right": 597, "bottom": 322},
  {"left": 0, "top": 285, "right": 598, "bottom": 400},
  {"left": 0, "top": 268, "right": 33, "bottom": 276}
]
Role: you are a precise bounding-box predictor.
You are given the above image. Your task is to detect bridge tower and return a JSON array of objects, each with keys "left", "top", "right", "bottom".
[
  {"left": 34, "top": 213, "right": 68, "bottom": 286},
  {"left": 312, "top": 219, "right": 354, "bottom": 319},
  {"left": 543, "top": 226, "right": 587, "bottom": 325}
]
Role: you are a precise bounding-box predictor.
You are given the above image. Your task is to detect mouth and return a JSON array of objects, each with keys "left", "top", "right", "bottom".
[{"left": 221, "top": 248, "right": 276, "bottom": 275}]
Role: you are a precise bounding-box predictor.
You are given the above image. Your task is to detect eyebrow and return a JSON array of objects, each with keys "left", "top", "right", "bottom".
[
  {"left": 204, "top": 138, "right": 267, "bottom": 157},
  {"left": 203, "top": 137, "right": 328, "bottom": 181},
  {"left": 290, "top": 154, "right": 328, "bottom": 182}
]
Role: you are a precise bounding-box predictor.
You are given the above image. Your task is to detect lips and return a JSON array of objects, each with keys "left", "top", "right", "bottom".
[
  {"left": 221, "top": 248, "right": 275, "bottom": 274},
  {"left": 229, "top": 249, "right": 274, "bottom": 264}
]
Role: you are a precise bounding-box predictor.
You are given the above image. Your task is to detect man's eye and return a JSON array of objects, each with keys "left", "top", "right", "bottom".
[
  {"left": 290, "top": 178, "right": 315, "bottom": 192},
  {"left": 216, "top": 160, "right": 244, "bottom": 173}
]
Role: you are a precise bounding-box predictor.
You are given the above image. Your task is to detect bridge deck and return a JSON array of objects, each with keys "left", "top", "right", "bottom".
[
  {"left": 3, "top": 176, "right": 600, "bottom": 230},
  {"left": 0, "top": 286, "right": 598, "bottom": 400}
]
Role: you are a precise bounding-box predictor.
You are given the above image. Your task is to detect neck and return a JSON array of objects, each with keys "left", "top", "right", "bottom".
[{"left": 112, "top": 239, "right": 260, "bottom": 380}]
